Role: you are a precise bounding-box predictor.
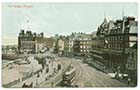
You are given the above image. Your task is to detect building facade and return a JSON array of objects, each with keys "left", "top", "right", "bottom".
[
  {"left": 57, "top": 36, "right": 65, "bottom": 55},
  {"left": 18, "top": 30, "right": 44, "bottom": 54},
  {"left": 125, "top": 44, "right": 137, "bottom": 84},
  {"left": 91, "top": 18, "right": 108, "bottom": 70},
  {"left": 18, "top": 30, "right": 35, "bottom": 54},
  {"left": 35, "top": 33, "right": 44, "bottom": 53},
  {"left": 91, "top": 16, "right": 138, "bottom": 74},
  {"left": 72, "top": 33, "right": 92, "bottom": 56},
  {"left": 44, "top": 37, "right": 54, "bottom": 50},
  {"left": 64, "top": 36, "right": 71, "bottom": 57},
  {"left": 103, "top": 16, "right": 138, "bottom": 72}
]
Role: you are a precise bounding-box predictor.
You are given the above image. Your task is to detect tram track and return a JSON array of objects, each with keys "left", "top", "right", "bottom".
[
  {"left": 70, "top": 60, "right": 83, "bottom": 86},
  {"left": 70, "top": 59, "right": 128, "bottom": 87}
]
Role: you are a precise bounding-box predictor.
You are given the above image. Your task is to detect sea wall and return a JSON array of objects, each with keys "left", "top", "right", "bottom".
[{"left": 2, "top": 54, "right": 18, "bottom": 60}]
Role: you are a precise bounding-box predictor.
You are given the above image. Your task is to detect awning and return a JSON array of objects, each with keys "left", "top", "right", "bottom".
[
  {"left": 103, "top": 49, "right": 123, "bottom": 55},
  {"left": 93, "top": 54, "right": 103, "bottom": 60}
]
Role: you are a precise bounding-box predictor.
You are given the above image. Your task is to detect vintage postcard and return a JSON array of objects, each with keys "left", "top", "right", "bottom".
[{"left": 1, "top": 2, "right": 138, "bottom": 88}]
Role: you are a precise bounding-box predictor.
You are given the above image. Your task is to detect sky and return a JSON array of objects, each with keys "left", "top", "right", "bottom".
[{"left": 2, "top": 2, "right": 138, "bottom": 45}]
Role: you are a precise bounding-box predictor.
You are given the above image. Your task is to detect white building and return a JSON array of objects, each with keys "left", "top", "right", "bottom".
[
  {"left": 58, "top": 37, "right": 64, "bottom": 55},
  {"left": 35, "top": 37, "right": 45, "bottom": 53}
]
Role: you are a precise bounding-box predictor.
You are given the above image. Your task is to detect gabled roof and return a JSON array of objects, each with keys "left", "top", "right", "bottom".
[{"left": 100, "top": 18, "right": 108, "bottom": 28}]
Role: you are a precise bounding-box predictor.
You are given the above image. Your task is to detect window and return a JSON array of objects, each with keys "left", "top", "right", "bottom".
[
  {"left": 83, "top": 46, "right": 85, "bottom": 48},
  {"left": 132, "top": 53, "right": 134, "bottom": 59}
]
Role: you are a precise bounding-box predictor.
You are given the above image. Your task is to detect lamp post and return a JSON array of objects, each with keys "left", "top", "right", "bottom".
[
  {"left": 103, "top": 39, "right": 109, "bottom": 71},
  {"left": 51, "top": 57, "right": 54, "bottom": 87},
  {"left": 31, "top": 62, "right": 33, "bottom": 76}
]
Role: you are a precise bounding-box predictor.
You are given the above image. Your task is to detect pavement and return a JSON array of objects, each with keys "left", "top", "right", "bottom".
[
  {"left": 2, "top": 52, "right": 60, "bottom": 88},
  {"left": 12, "top": 58, "right": 59, "bottom": 87},
  {"left": 37, "top": 56, "right": 72, "bottom": 88}
]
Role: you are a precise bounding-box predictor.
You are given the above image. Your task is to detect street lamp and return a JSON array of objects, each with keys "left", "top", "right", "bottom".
[
  {"left": 117, "top": 66, "right": 120, "bottom": 78},
  {"left": 51, "top": 57, "right": 54, "bottom": 87},
  {"left": 31, "top": 62, "right": 34, "bottom": 76}
]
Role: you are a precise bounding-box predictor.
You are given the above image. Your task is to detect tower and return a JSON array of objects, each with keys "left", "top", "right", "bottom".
[{"left": 27, "top": 20, "right": 30, "bottom": 31}]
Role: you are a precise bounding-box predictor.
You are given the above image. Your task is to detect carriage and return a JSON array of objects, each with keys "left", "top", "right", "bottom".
[{"left": 62, "top": 67, "right": 76, "bottom": 87}]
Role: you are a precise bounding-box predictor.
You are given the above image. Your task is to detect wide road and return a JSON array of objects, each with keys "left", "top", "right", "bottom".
[
  {"left": 58, "top": 58, "right": 128, "bottom": 87},
  {"left": 37, "top": 52, "right": 129, "bottom": 87},
  {"left": 62, "top": 57, "right": 129, "bottom": 87}
]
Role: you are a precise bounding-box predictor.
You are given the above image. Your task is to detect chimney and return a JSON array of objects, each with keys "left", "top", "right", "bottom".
[
  {"left": 40, "top": 32, "right": 44, "bottom": 38},
  {"left": 127, "top": 16, "right": 135, "bottom": 24}
]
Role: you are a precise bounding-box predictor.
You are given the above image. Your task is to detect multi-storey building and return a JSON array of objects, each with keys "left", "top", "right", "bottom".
[
  {"left": 91, "top": 31, "right": 97, "bottom": 49},
  {"left": 18, "top": 30, "right": 35, "bottom": 54},
  {"left": 103, "top": 16, "right": 138, "bottom": 72},
  {"left": 18, "top": 30, "right": 44, "bottom": 54},
  {"left": 91, "top": 18, "right": 108, "bottom": 70},
  {"left": 35, "top": 33, "right": 44, "bottom": 53},
  {"left": 72, "top": 33, "right": 92, "bottom": 56},
  {"left": 64, "top": 36, "right": 71, "bottom": 57},
  {"left": 92, "top": 16, "right": 137, "bottom": 74},
  {"left": 79, "top": 35, "right": 92, "bottom": 56},
  {"left": 57, "top": 36, "right": 65, "bottom": 55},
  {"left": 125, "top": 43, "right": 137, "bottom": 84},
  {"left": 43, "top": 37, "right": 54, "bottom": 50},
  {"left": 68, "top": 35, "right": 75, "bottom": 57},
  {"left": 73, "top": 40, "right": 80, "bottom": 56}
]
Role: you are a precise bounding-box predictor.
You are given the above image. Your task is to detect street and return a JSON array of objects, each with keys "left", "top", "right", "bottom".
[
  {"left": 2, "top": 51, "right": 130, "bottom": 88},
  {"left": 37, "top": 55, "right": 129, "bottom": 87},
  {"left": 71, "top": 58, "right": 128, "bottom": 87}
]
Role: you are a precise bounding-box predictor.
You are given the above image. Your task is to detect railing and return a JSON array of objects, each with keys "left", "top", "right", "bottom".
[
  {"left": 2, "top": 78, "right": 20, "bottom": 88},
  {"left": 22, "top": 73, "right": 33, "bottom": 81},
  {"left": 2, "top": 68, "right": 42, "bottom": 88}
]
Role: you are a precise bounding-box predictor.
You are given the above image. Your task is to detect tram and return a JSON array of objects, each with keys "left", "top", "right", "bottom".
[{"left": 62, "top": 66, "right": 76, "bottom": 87}]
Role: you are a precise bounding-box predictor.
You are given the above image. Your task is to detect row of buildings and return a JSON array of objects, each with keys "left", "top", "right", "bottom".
[
  {"left": 53, "top": 32, "right": 92, "bottom": 57},
  {"left": 53, "top": 16, "right": 137, "bottom": 84},
  {"left": 17, "top": 16, "right": 137, "bottom": 85},
  {"left": 18, "top": 30, "right": 54, "bottom": 54},
  {"left": 91, "top": 16, "right": 137, "bottom": 84}
]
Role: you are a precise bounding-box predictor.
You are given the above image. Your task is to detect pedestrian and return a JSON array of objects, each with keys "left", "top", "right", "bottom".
[
  {"left": 45, "top": 77, "right": 48, "bottom": 81},
  {"left": 103, "top": 66, "right": 106, "bottom": 70},
  {"left": 51, "top": 82, "right": 53, "bottom": 87},
  {"left": 29, "top": 82, "right": 33, "bottom": 88},
  {"left": 22, "top": 83, "right": 26, "bottom": 88},
  {"left": 46, "top": 68, "right": 49, "bottom": 73},
  {"left": 36, "top": 79, "right": 38, "bottom": 86},
  {"left": 37, "top": 73, "right": 40, "bottom": 78},
  {"left": 128, "top": 78, "right": 131, "bottom": 85},
  {"left": 40, "top": 69, "right": 43, "bottom": 74}
]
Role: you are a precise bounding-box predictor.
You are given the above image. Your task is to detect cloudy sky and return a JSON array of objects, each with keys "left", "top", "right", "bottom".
[{"left": 2, "top": 2, "right": 138, "bottom": 45}]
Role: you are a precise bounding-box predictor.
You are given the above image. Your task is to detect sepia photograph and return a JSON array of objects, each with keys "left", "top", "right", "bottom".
[{"left": 1, "top": 2, "right": 138, "bottom": 88}]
